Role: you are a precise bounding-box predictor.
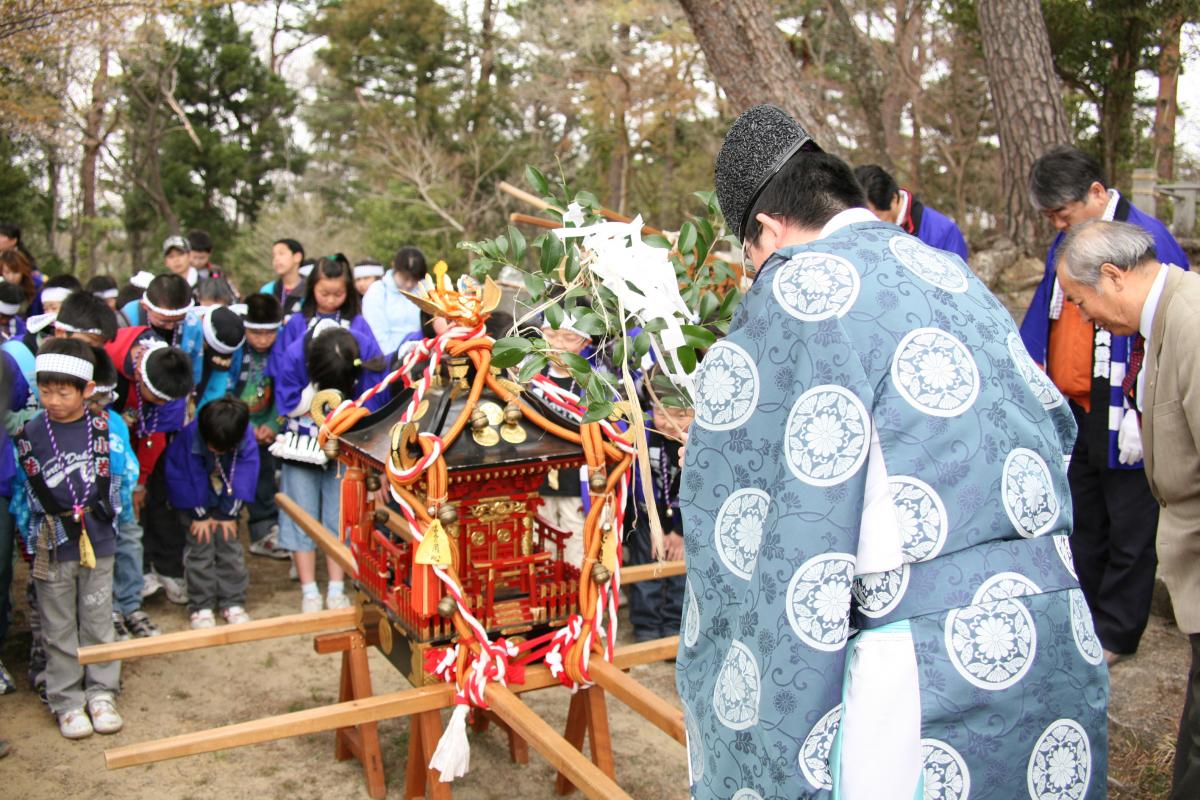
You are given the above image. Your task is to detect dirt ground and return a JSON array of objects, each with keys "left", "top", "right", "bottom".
[{"left": 1, "top": 543, "right": 1192, "bottom": 799}]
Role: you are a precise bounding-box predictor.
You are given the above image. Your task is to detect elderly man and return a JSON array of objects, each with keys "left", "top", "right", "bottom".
[
  {"left": 1020, "top": 146, "right": 1190, "bottom": 666},
  {"left": 1056, "top": 220, "right": 1200, "bottom": 800},
  {"left": 678, "top": 104, "right": 1108, "bottom": 799}
]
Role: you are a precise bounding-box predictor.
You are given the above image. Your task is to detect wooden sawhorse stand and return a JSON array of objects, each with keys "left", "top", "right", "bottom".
[{"left": 315, "top": 630, "right": 387, "bottom": 799}]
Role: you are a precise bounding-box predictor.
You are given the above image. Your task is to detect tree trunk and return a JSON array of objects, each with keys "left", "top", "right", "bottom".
[
  {"left": 81, "top": 45, "right": 109, "bottom": 275},
  {"left": 677, "top": 0, "right": 827, "bottom": 142},
  {"left": 1097, "top": 12, "right": 1147, "bottom": 190},
  {"left": 976, "top": 0, "right": 1071, "bottom": 254},
  {"left": 1153, "top": 9, "right": 1185, "bottom": 182}
]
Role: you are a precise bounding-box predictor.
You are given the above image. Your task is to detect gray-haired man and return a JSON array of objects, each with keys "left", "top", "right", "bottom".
[{"left": 1057, "top": 219, "right": 1200, "bottom": 800}]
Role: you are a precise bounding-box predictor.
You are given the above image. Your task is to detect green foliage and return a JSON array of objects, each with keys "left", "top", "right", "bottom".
[{"left": 464, "top": 168, "right": 740, "bottom": 418}]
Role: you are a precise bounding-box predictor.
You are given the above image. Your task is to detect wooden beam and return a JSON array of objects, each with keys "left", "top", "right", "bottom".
[
  {"left": 499, "top": 179, "right": 551, "bottom": 211},
  {"left": 276, "top": 492, "right": 357, "bottom": 575},
  {"left": 379, "top": 506, "right": 416, "bottom": 543},
  {"left": 78, "top": 607, "right": 357, "bottom": 665},
  {"left": 510, "top": 212, "right": 559, "bottom": 230},
  {"left": 486, "top": 685, "right": 633, "bottom": 800},
  {"left": 588, "top": 659, "right": 685, "bottom": 746},
  {"left": 103, "top": 640, "right": 677, "bottom": 769},
  {"left": 620, "top": 560, "right": 685, "bottom": 585}
]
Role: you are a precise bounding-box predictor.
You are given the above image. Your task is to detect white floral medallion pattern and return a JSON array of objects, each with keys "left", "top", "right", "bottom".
[
  {"left": 944, "top": 593, "right": 1037, "bottom": 691},
  {"left": 694, "top": 341, "right": 760, "bottom": 431},
  {"left": 731, "top": 790, "right": 764, "bottom": 800},
  {"left": 973, "top": 571, "right": 1042, "bottom": 605},
  {"left": 714, "top": 488, "right": 771, "bottom": 580},
  {"left": 772, "top": 252, "right": 862, "bottom": 321},
  {"left": 1027, "top": 719, "right": 1091, "bottom": 800},
  {"left": 921, "top": 738, "right": 971, "bottom": 800},
  {"left": 852, "top": 564, "right": 910, "bottom": 618},
  {"left": 1007, "top": 331, "right": 1065, "bottom": 409},
  {"left": 785, "top": 385, "right": 870, "bottom": 486},
  {"left": 891, "top": 328, "right": 980, "bottom": 417},
  {"left": 889, "top": 476, "right": 949, "bottom": 562},
  {"left": 799, "top": 703, "right": 842, "bottom": 790},
  {"left": 684, "top": 704, "right": 705, "bottom": 782},
  {"left": 889, "top": 235, "right": 970, "bottom": 293},
  {"left": 1054, "top": 534, "right": 1078, "bottom": 578},
  {"left": 683, "top": 578, "right": 700, "bottom": 648},
  {"left": 786, "top": 553, "right": 856, "bottom": 651},
  {"left": 1002, "top": 448, "right": 1060, "bottom": 537},
  {"left": 1069, "top": 589, "right": 1104, "bottom": 666},
  {"left": 712, "top": 640, "right": 761, "bottom": 731}
]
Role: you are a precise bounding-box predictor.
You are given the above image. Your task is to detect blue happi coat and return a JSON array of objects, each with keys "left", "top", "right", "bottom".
[
  {"left": 164, "top": 421, "right": 258, "bottom": 520},
  {"left": 1018, "top": 194, "right": 1189, "bottom": 470},
  {"left": 679, "top": 212, "right": 1108, "bottom": 799}
]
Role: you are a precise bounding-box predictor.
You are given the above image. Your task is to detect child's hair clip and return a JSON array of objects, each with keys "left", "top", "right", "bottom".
[{"left": 353, "top": 358, "right": 362, "bottom": 367}]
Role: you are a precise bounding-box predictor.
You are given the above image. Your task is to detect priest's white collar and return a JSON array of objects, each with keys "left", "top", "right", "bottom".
[
  {"left": 819, "top": 207, "right": 880, "bottom": 240},
  {"left": 1140, "top": 262, "right": 1170, "bottom": 340}
]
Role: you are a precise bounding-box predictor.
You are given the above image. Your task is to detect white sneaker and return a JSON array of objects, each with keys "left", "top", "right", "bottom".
[
  {"left": 157, "top": 572, "right": 188, "bottom": 605},
  {"left": 300, "top": 593, "right": 323, "bottom": 614},
  {"left": 87, "top": 694, "right": 123, "bottom": 734},
  {"left": 248, "top": 529, "right": 290, "bottom": 560},
  {"left": 222, "top": 606, "right": 251, "bottom": 625},
  {"left": 325, "top": 592, "right": 351, "bottom": 610},
  {"left": 140, "top": 572, "right": 161, "bottom": 598},
  {"left": 58, "top": 708, "right": 93, "bottom": 739},
  {"left": 189, "top": 609, "right": 216, "bottom": 629}
]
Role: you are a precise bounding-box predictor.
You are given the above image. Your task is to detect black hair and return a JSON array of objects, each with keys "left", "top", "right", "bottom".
[
  {"left": 485, "top": 310, "right": 514, "bottom": 340},
  {"left": 116, "top": 281, "right": 142, "bottom": 309},
  {"left": 145, "top": 273, "right": 192, "bottom": 310},
  {"left": 144, "top": 347, "right": 194, "bottom": 399},
  {"left": 1029, "top": 145, "right": 1107, "bottom": 211},
  {"left": 0, "top": 222, "right": 37, "bottom": 271},
  {"left": 0, "top": 280, "right": 23, "bottom": 308},
  {"left": 301, "top": 253, "right": 360, "bottom": 321},
  {"left": 90, "top": 345, "right": 117, "bottom": 391},
  {"left": 197, "top": 277, "right": 235, "bottom": 306},
  {"left": 391, "top": 247, "right": 428, "bottom": 280},
  {"left": 198, "top": 397, "right": 250, "bottom": 453},
  {"left": 58, "top": 291, "right": 118, "bottom": 342},
  {"left": 305, "top": 328, "right": 384, "bottom": 396},
  {"left": 853, "top": 164, "right": 900, "bottom": 211},
  {"left": 744, "top": 150, "right": 867, "bottom": 245},
  {"left": 245, "top": 292, "right": 282, "bottom": 324},
  {"left": 44, "top": 273, "right": 83, "bottom": 293},
  {"left": 86, "top": 274, "right": 118, "bottom": 294},
  {"left": 187, "top": 229, "right": 214, "bottom": 253},
  {"left": 35, "top": 336, "right": 95, "bottom": 391},
  {"left": 274, "top": 238, "right": 304, "bottom": 259}
]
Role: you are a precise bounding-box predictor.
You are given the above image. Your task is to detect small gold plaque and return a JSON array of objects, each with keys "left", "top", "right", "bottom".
[
  {"left": 378, "top": 617, "right": 393, "bottom": 655},
  {"left": 477, "top": 401, "right": 504, "bottom": 427}
]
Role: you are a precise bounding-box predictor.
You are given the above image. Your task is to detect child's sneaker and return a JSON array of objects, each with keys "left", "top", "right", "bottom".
[
  {"left": 325, "top": 592, "right": 351, "bottom": 610},
  {"left": 189, "top": 609, "right": 216, "bottom": 629},
  {"left": 87, "top": 693, "right": 123, "bottom": 734},
  {"left": 139, "top": 571, "right": 162, "bottom": 598},
  {"left": 124, "top": 610, "right": 161, "bottom": 638},
  {"left": 249, "top": 528, "right": 290, "bottom": 560},
  {"left": 157, "top": 572, "right": 188, "bottom": 605},
  {"left": 222, "top": 606, "right": 251, "bottom": 625},
  {"left": 0, "top": 658, "right": 15, "bottom": 695},
  {"left": 58, "top": 708, "right": 93, "bottom": 739},
  {"left": 111, "top": 611, "right": 132, "bottom": 641},
  {"left": 300, "top": 593, "right": 323, "bottom": 614}
]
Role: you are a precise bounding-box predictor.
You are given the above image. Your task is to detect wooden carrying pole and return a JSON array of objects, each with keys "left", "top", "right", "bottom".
[
  {"left": 103, "top": 637, "right": 681, "bottom": 769},
  {"left": 276, "top": 492, "right": 357, "bottom": 574},
  {"left": 588, "top": 659, "right": 686, "bottom": 745},
  {"left": 498, "top": 180, "right": 662, "bottom": 237},
  {"left": 486, "top": 684, "right": 633, "bottom": 800},
  {"left": 78, "top": 607, "right": 356, "bottom": 665},
  {"left": 620, "top": 560, "right": 685, "bottom": 585}
]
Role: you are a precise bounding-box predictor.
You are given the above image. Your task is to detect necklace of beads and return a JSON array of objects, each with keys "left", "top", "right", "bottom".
[{"left": 43, "top": 412, "right": 94, "bottom": 521}]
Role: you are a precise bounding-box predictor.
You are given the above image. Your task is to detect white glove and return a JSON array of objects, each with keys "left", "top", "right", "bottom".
[{"left": 1118, "top": 409, "right": 1143, "bottom": 465}]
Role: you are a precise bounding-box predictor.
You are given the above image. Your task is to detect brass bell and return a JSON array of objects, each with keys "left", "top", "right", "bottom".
[
  {"left": 471, "top": 409, "right": 490, "bottom": 430},
  {"left": 373, "top": 509, "right": 388, "bottom": 525},
  {"left": 588, "top": 471, "right": 607, "bottom": 494},
  {"left": 437, "top": 595, "right": 457, "bottom": 618},
  {"left": 503, "top": 402, "right": 522, "bottom": 426},
  {"left": 365, "top": 473, "right": 382, "bottom": 492},
  {"left": 590, "top": 563, "right": 611, "bottom": 585},
  {"left": 437, "top": 504, "right": 458, "bottom": 527},
  {"left": 322, "top": 438, "right": 340, "bottom": 460},
  {"left": 600, "top": 521, "right": 613, "bottom": 535}
]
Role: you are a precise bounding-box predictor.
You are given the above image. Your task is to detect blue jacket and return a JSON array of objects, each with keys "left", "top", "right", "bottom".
[
  {"left": 165, "top": 421, "right": 259, "bottom": 520},
  {"left": 195, "top": 346, "right": 245, "bottom": 411},
  {"left": 914, "top": 202, "right": 969, "bottom": 261},
  {"left": 361, "top": 271, "right": 423, "bottom": 355},
  {"left": 1019, "top": 195, "right": 1190, "bottom": 469}
]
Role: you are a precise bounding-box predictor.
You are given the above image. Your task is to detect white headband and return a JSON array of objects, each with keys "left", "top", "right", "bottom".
[
  {"left": 56, "top": 319, "right": 103, "bottom": 336},
  {"left": 543, "top": 312, "right": 590, "bottom": 340},
  {"left": 0, "top": 300, "right": 19, "bottom": 315},
  {"left": 141, "top": 292, "right": 194, "bottom": 318},
  {"left": 94, "top": 289, "right": 118, "bottom": 300},
  {"left": 36, "top": 353, "right": 94, "bottom": 382},
  {"left": 354, "top": 264, "right": 384, "bottom": 279},
  {"left": 201, "top": 308, "right": 245, "bottom": 355},
  {"left": 229, "top": 302, "right": 281, "bottom": 331},
  {"left": 129, "top": 271, "right": 155, "bottom": 290},
  {"left": 299, "top": 264, "right": 313, "bottom": 277},
  {"left": 309, "top": 317, "right": 342, "bottom": 340},
  {"left": 26, "top": 312, "right": 57, "bottom": 333},
  {"left": 137, "top": 340, "right": 172, "bottom": 402},
  {"left": 41, "top": 287, "right": 71, "bottom": 305}
]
